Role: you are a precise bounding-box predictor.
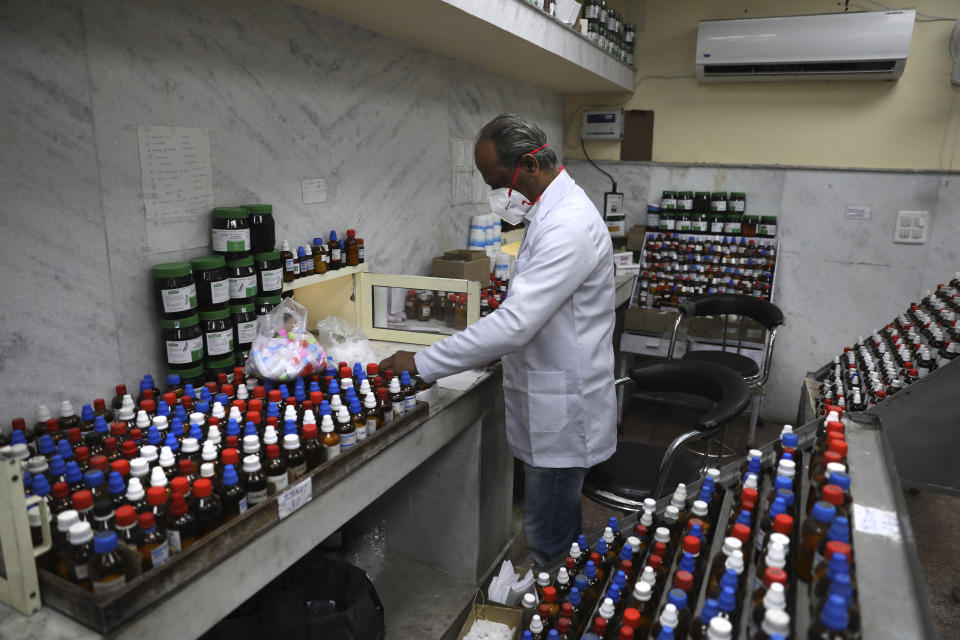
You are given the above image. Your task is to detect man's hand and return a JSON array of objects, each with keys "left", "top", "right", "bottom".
[{"left": 379, "top": 350, "right": 418, "bottom": 377}]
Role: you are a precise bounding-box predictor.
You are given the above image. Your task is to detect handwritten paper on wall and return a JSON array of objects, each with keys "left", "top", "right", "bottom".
[{"left": 138, "top": 125, "right": 214, "bottom": 253}]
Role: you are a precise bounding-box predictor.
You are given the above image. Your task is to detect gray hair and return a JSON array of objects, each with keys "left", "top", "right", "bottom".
[{"left": 477, "top": 114, "right": 558, "bottom": 171}]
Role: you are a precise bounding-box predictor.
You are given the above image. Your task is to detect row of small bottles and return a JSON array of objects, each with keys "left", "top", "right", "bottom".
[
  {"left": 816, "top": 276, "right": 960, "bottom": 415},
  {"left": 280, "top": 230, "right": 364, "bottom": 281},
  {"left": 6, "top": 363, "right": 424, "bottom": 593},
  {"left": 636, "top": 234, "right": 777, "bottom": 309},
  {"left": 518, "top": 472, "right": 727, "bottom": 639}
]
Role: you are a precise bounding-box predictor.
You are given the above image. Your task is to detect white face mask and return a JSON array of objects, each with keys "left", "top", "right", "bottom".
[{"left": 488, "top": 188, "right": 533, "bottom": 226}]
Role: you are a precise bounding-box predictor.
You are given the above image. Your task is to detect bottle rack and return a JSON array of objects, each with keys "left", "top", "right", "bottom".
[{"left": 0, "top": 402, "right": 429, "bottom": 634}]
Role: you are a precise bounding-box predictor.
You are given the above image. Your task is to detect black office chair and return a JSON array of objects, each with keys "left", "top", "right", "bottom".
[
  {"left": 667, "top": 294, "right": 784, "bottom": 448},
  {"left": 582, "top": 359, "right": 751, "bottom": 511}
]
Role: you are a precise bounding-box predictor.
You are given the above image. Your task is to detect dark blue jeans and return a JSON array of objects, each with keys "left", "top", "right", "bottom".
[{"left": 523, "top": 463, "right": 588, "bottom": 567}]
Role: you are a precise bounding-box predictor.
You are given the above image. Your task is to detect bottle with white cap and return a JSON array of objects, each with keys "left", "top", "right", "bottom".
[
  {"left": 243, "top": 455, "right": 268, "bottom": 506},
  {"left": 336, "top": 406, "right": 356, "bottom": 450},
  {"left": 320, "top": 414, "right": 340, "bottom": 461},
  {"left": 535, "top": 571, "right": 551, "bottom": 599},
  {"left": 624, "top": 579, "right": 656, "bottom": 634},
  {"left": 53, "top": 509, "right": 80, "bottom": 575},
  {"left": 158, "top": 446, "right": 177, "bottom": 480},
  {"left": 150, "top": 466, "right": 169, "bottom": 490},
  {"left": 32, "top": 404, "right": 53, "bottom": 441},
  {"left": 283, "top": 434, "right": 306, "bottom": 481},
  {"left": 748, "top": 580, "right": 786, "bottom": 636},
  {"left": 242, "top": 433, "right": 261, "bottom": 461},
  {"left": 117, "top": 396, "right": 137, "bottom": 430},
  {"left": 706, "top": 537, "right": 743, "bottom": 597},
  {"left": 705, "top": 615, "right": 733, "bottom": 640},
  {"left": 520, "top": 592, "right": 538, "bottom": 634},
  {"left": 753, "top": 606, "right": 790, "bottom": 639},
  {"left": 65, "top": 520, "right": 94, "bottom": 589},
  {"left": 59, "top": 400, "right": 81, "bottom": 432},
  {"left": 528, "top": 614, "right": 545, "bottom": 640},
  {"left": 125, "top": 477, "right": 147, "bottom": 513},
  {"left": 650, "top": 602, "right": 680, "bottom": 640},
  {"left": 135, "top": 410, "right": 152, "bottom": 431}
]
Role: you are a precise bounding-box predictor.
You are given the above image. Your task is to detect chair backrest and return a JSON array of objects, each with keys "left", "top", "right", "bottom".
[
  {"left": 629, "top": 360, "right": 751, "bottom": 430},
  {"left": 679, "top": 294, "right": 784, "bottom": 330}
]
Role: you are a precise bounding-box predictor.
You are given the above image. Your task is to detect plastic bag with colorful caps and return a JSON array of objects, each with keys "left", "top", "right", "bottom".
[{"left": 245, "top": 297, "right": 325, "bottom": 382}]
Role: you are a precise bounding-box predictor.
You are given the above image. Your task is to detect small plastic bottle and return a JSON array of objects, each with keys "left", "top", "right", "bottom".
[
  {"left": 649, "top": 603, "right": 680, "bottom": 640},
  {"left": 521, "top": 592, "right": 538, "bottom": 631},
  {"left": 89, "top": 531, "right": 129, "bottom": 596},
  {"left": 748, "top": 581, "right": 786, "bottom": 637},
  {"left": 623, "top": 580, "right": 655, "bottom": 637},
  {"left": 706, "top": 616, "right": 733, "bottom": 640},
  {"left": 336, "top": 407, "right": 356, "bottom": 451},
  {"left": 138, "top": 512, "right": 170, "bottom": 570}
]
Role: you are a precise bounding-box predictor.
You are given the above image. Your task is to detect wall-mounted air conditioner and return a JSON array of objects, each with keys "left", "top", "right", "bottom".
[{"left": 696, "top": 9, "right": 916, "bottom": 82}]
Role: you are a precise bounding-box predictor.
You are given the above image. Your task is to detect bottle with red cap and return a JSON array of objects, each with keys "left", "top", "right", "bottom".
[
  {"left": 301, "top": 423, "right": 323, "bottom": 471},
  {"left": 165, "top": 493, "right": 197, "bottom": 554},
  {"left": 50, "top": 482, "right": 72, "bottom": 515},
  {"left": 138, "top": 512, "right": 170, "bottom": 569},
  {"left": 264, "top": 444, "right": 288, "bottom": 495},
  {"left": 114, "top": 504, "right": 141, "bottom": 551},
  {"left": 72, "top": 489, "right": 94, "bottom": 523},
  {"left": 193, "top": 478, "right": 223, "bottom": 537},
  {"left": 146, "top": 485, "right": 169, "bottom": 525}
]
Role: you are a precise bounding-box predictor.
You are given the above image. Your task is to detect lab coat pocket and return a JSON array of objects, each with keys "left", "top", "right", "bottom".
[{"left": 527, "top": 370, "right": 568, "bottom": 433}]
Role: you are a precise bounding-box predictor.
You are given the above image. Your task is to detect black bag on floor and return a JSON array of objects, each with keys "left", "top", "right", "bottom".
[{"left": 211, "top": 551, "right": 385, "bottom": 640}]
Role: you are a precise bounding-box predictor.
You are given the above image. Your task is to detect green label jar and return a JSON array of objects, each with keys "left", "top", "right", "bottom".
[
  {"left": 690, "top": 213, "right": 708, "bottom": 233},
  {"left": 711, "top": 192, "right": 728, "bottom": 213},
  {"left": 677, "top": 212, "right": 691, "bottom": 232},
  {"left": 152, "top": 262, "right": 198, "bottom": 318},
  {"left": 708, "top": 213, "right": 725, "bottom": 235},
  {"left": 199, "top": 309, "right": 234, "bottom": 358},
  {"left": 226, "top": 256, "right": 258, "bottom": 301},
  {"left": 230, "top": 302, "right": 257, "bottom": 352},
  {"left": 162, "top": 315, "right": 203, "bottom": 366},
  {"left": 728, "top": 192, "right": 747, "bottom": 214},
  {"left": 661, "top": 191, "right": 677, "bottom": 211},
  {"left": 255, "top": 295, "right": 282, "bottom": 321},
  {"left": 660, "top": 211, "right": 676, "bottom": 232},
  {"left": 724, "top": 213, "right": 743, "bottom": 236},
  {"left": 211, "top": 208, "right": 251, "bottom": 256},
  {"left": 759, "top": 216, "right": 778, "bottom": 238},
  {"left": 254, "top": 251, "right": 283, "bottom": 295},
  {"left": 205, "top": 354, "right": 237, "bottom": 380},
  {"left": 189, "top": 255, "right": 229, "bottom": 311},
  {"left": 679, "top": 191, "right": 694, "bottom": 212}
]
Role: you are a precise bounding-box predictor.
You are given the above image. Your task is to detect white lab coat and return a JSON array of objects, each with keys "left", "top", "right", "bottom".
[{"left": 415, "top": 170, "right": 617, "bottom": 469}]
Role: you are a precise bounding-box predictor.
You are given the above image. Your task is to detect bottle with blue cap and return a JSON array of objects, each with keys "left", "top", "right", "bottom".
[
  {"left": 813, "top": 516, "right": 852, "bottom": 573},
  {"left": 89, "top": 530, "right": 129, "bottom": 595},
  {"left": 816, "top": 571, "right": 861, "bottom": 637},
  {"left": 48, "top": 454, "right": 67, "bottom": 485},
  {"left": 107, "top": 471, "right": 126, "bottom": 509},
  {"left": 715, "top": 584, "right": 738, "bottom": 628},
  {"left": 688, "top": 596, "right": 719, "bottom": 640},
  {"left": 400, "top": 371, "right": 417, "bottom": 412},
  {"left": 349, "top": 399, "right": 367, "bottom": 441},
  {"left": 84, "top": 469, "right": 107, "bottom": 500},
  {"left": 812, "top": 548, "right": 855, "bottom": 612},
  {"left": 798, "top": 501, "right": 837, "bottom": 581},
  {"left": 80, "top": 404, "right": 96, "bottom": 432},
  {"left": 756, "top": 496, "right": 788, "bottom": 553},
  {"left": 65, "top": 460, "right": 85, "bottom": 493},
  {"left": 808, "top": 593, "right": 853, "bottom": 638},
  {"left": 56, "top": 438, "right": 74, "bottom": 462}
]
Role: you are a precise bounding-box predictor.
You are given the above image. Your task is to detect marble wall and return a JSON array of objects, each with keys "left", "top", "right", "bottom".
[
  {"left": 0, "top": 0, "right": 562, "bottom": 422},
  {"left": 566, "top": 159, "right": 960, "bottom": 424}
]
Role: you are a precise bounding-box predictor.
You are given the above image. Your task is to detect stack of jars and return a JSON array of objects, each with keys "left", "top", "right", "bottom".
[{"left": 652, "top": 190, "right": 778, "bottom": 240}]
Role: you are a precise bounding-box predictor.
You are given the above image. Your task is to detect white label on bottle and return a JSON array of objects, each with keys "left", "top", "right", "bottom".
[
  {"left": 267, "top": 473, "right": 289, "bottom": 492},
  {"left": 681, "top": 197, "right": 693, "bottom": 209},
  {"left": 247, "top": 487, "right": 268, "bottom": 506},
  {"left": 393, "top": 403, "right": 405, "bottom": 420},
  {"left": 303, "top": 258, "right": 314, "bottom": 273},
  {"left": 150, "top": 541, "right": 170, "bottom": 567},
  {"left": 260, "top": 268, "right": 282, "bottom": 292},
  {"left": 404, "top": 395, "right": 416, "bottom": 411},
  {"left": 324, "top": 442, "right": 340, "bottom": 460},
  {"left": 212, "top": 228, "right": 250, "bottom": 252},
  {"left": 339, "top": 431, "right": 356, "bottom": 449},
  {"left": 93, "top": 575, "right": 127, "bottom": 596},
  {"left": 161, "top": 283, "right": 198, "bottom": 313},
  {"left": 355, "top": 423, "right": 367, "bottom": 441},
  {"left": 206, "top": 329, "right": 233, "bottom": 356},
  {"left": 229, "top": 275, "right": 257, "bottom": 299},
  {"left": 293, "top": 261, "right": 300, "bottom": 275},
  {"left": 277, "top": 478, "right": 313, "bottom": 520},
  {"left": 289, "top": 462, "right": 307, "bottom": 479},
  {"left": 663, "top": 219, "right": 676, "bottom": 230},
  {"left": 238, "top": 496, "right": 248, "bottom": 514},
  {"left": 366, "top": 418, "right": 378, "bottom": 436},
  {"left": 167, "top": 529, "right": 182, "bottom": 554},
  {"left": 322, "top": 254, "right": 330, "bottom": 264},
  {"left": 210, "top": 280, "right": 230, "bottom": 304},
  {"left": 711, "top": 221, "right": 725, "bottom": 233},
  {"left": 734, "top": 200, "right": 746, "bottom": 213},
  {"left": 284, "top": 258, "right": 295, "bottom": 273},
  {"left": 331, "top": 248, "right": 341, "bottom": 262},
  {"left": 585, "top": 5, "right": 597, "bottom": 18},
  {"left": 73, "top": 562, "right": 89, "bottom": 580},
  {"left": 237, "top": 320, "right": 257, "bottom": 345},
  {"left": 166, "top": 336, "right": 204, "bottom": 364},
  {"left": 358, "top": 247, "right": 364, "bottom": 261},
  {"left": 382, "top": 410, "right": 393, "bottom": 426}
]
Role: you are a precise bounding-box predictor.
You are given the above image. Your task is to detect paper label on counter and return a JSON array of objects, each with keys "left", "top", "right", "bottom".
[
  {"left": 852, "top": 503, "right": 902, "bottom": 543},
  {"left": 278, "top": 478, "right": 313, "bottom": 519}
]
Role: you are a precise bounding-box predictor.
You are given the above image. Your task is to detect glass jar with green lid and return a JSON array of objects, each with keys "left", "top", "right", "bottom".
[
  {"left": 679, "top": 191, "right": 694, "bottom": 212},
  {"left": 660, "top": 191, "right": 677, "bottom": 211},
  {"left": 162, "top": 314, "right": 203, "bottom": 370},
  {"left": 199, "top": 309, "right": 234, "bottom": 360},
  {"left": 230, "top": 302, "right": 257, "bottom": 366},
  {"left": 724, "top": 212, "right": 743, "bottom": 236},
  {"left": 727, "top": 192, "right": 747, "bottom": 214},
  {"left": 205, "top": 354, "right": 237, "bottom": 381},
  {"left": 659, "top": 210, "right": 676, "bottom": 232},
  {"left": 226, "top": 256, "right": 258, "bottom": 301},
  {"left": 242, "top": 204, "right": 275, "bottom": 254},
  {"left": 677, "top": 211, "right": 692, "bottom": 232},
  {"left": 189, "top": 255, "right": 229, "bottom": 312},
  {"left": 255, "top": 295, "right": 282, "bottom": 321},
  {"left": 254, "top": 251, "right": 283, "bottom": 296},
  {"left": 742, "top": 215, "right": 760, "bottom": 238},
  {"left": 690, "top": 212, "right": 709, "bottom": 234},
  {"left": 758, "top": 216, "right": 778, "bottom": 238},
  {"left": 152, "top": 262, "right": 198, "bottom": 319},
  {"left": 711, "top": 192, "right": 728, "bottom": 213},
  {"left": 211, "top": 208, "right": 250, "bottom": 259},
  {"left": 708, "top": 213, "right": 725, "bottom": 235},
  {"left": 693, "top": 192, "right": 711, "bottom": 214}
]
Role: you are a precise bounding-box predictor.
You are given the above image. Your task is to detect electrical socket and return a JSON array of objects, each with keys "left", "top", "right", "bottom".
[{"left": 893, "top": 210, "right": 929, "bottom": 244}]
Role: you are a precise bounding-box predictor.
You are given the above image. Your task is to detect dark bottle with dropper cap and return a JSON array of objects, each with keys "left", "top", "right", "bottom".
[{"left": 193, "top": 478, "right": 223, "bottom": 537}]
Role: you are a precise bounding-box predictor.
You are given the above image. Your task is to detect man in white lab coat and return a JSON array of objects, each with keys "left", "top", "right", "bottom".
[{"left": 380, "top": 114, "right": 617, "bottom": 566}]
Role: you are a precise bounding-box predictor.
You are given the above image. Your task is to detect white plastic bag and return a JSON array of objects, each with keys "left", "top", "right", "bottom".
[
  {"left": 246, "top": 298, "right": 325, "bottom": 381},
  {"left": 315, "top": 315, "right": 377, "bottom": 366}
]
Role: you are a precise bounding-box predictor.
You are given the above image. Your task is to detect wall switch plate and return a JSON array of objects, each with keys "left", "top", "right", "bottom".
[{"left": 894, "top": 210, "right": 929, "bottom": 244}]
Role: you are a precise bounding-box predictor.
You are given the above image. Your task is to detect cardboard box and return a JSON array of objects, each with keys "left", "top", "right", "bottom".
[
  {"left": 626, "top": 225, "right": 648, "bottom": 251},
  {"left": 613, "top": 251, "right": 634, "bottom": 267},
  {"left": 433, "top": 250, "right": 491, "bottom": 285},
  {"left": 625, "top": 308, "right": 678, "bottom": 334},
  {"left": 457, "top": 604, "right": 522, "bottom": 640}
]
